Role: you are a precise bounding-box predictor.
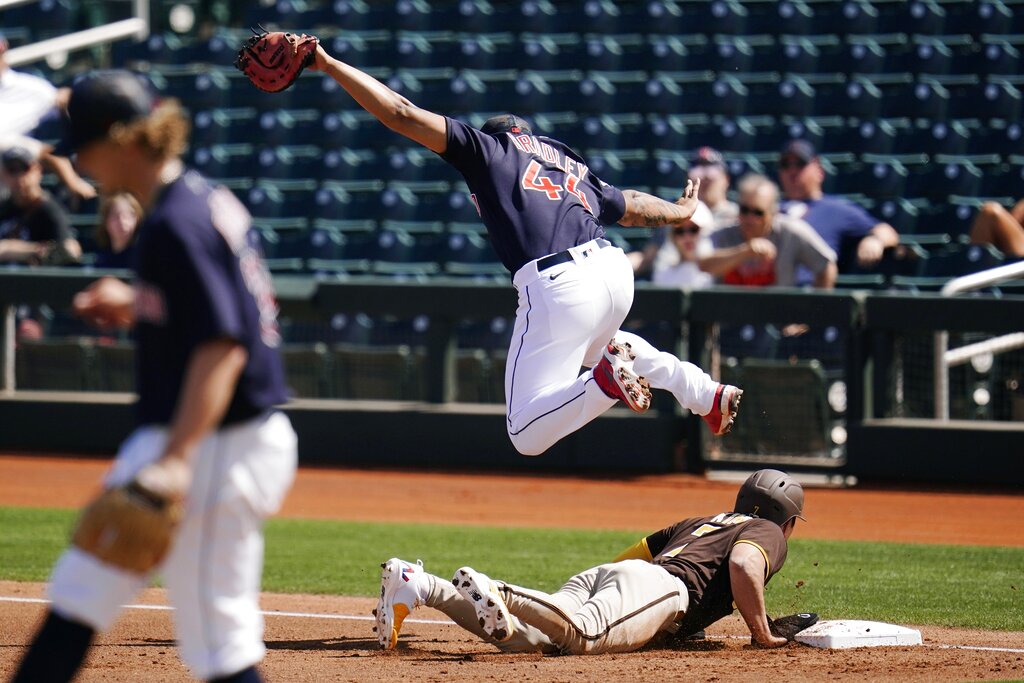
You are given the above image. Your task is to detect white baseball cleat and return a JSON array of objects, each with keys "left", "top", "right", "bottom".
[
  {"left": 593, "top": 340, "right": 652, "bottom": 412},
  {"left": 373, "top": 558, "right": 426, "bottom": 650},
  {"left": 452, "top": 566, "right": 514, "bottom": 642}
]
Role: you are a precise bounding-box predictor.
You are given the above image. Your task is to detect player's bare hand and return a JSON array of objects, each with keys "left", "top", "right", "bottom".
[
  {"left": 751, "top": 633, "right": 790, "bottom": 649},
  {"left": 747, "top": 237, "right": 777, "bottom": 261},
  {"left": 73, "top": 276, "right": 135, "bottom": 330},
  {"left": 674, "top": 178, "right": 702, "bottom": 221}
]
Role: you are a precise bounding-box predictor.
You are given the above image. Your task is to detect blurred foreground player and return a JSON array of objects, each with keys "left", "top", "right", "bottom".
[{"left": 13, "top": 71, "right": 297, "bottom": 683}]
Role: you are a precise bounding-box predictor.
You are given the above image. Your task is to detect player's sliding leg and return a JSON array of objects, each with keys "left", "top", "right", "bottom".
[{"left": 610, "top": 330, "right": 743, "bottom": 435}]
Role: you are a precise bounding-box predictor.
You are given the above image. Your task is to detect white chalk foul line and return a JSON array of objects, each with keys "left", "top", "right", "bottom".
[
  {"left": 0, "top": 595, "right": 450, "bottom": 625},
  {"left": 3, "top": 596, "right": 1023, "bottom": 653}
]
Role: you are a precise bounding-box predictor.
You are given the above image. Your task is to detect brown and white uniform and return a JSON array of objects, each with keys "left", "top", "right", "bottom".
[{"left": 494, "top": 512, "right": 788, "bottom": 654}]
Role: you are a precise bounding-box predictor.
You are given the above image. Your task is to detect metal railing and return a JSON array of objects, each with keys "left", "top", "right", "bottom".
[{"left": 934, "top": 260, "right": 1024, "bottom": 420}]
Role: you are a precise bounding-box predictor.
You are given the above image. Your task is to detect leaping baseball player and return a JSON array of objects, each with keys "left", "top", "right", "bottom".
[
  {"left": 374, "top": 469, "right": 812, "bottom": 653},
  {"left": 236, "top": 32, "right": 742, "bottom": 456},
  {"left": 13, "top": 71, "right": 297, "bottom": 683}
]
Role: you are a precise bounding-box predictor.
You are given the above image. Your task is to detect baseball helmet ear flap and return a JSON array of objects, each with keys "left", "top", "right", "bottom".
[{"left": 734, "top": 469, "right": 806, "bottom": 527}]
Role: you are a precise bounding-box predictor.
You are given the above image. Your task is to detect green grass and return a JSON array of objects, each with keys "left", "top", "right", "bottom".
[{"left": 2, "top": 507, "right": 1021, "bottom": 631}]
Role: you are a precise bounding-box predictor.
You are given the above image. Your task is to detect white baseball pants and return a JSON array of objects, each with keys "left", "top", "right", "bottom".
[
  {"left": 47, "top": 410, "right": 297, "bottom": 680},
  {"left": 505, "top": 241, "right": 720, "bottom": 455},
  {"left": 500, "top": 559, "right": 690, "bottom": 654}
]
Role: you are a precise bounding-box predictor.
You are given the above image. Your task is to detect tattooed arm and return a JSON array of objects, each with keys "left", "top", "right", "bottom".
[{"left": 618, "top": 179, "right": 701, "bottom": 228}]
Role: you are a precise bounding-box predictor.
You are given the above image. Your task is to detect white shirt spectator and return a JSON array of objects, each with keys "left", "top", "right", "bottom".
[{"left": 0, "top": 68, "right": 58, "bottom": 137}]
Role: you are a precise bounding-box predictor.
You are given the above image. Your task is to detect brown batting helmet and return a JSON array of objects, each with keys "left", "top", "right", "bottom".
[{"left": 734, "top": 469, "right": 806, "bottom": 527}]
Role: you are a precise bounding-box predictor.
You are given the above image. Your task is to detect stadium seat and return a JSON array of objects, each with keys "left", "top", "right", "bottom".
[
  {"left": 328, "top": 30, "right": 394, "bottom": 68},
  {"left": 813, "top": 75, "right": 885, "bottom": 119},
  {"left": 526, "top": 112, "right": 580, "bottom": 143},
  {"left": 455, "top": 348, "right": 501, "bottom": 403},
  {"left": 577, "top": 71, "right": 650, "bottom": 115},
  {"left": 516, "top": 70, "right": 584, "bottom": 113},
  {"left": 394, "top": 31, "right": 458, "bottom": 69},
  {"left": 919, "top": 242, "right": 1005, "bottom": 277},
  {"left": 327, "top": 0, "right": 392, "bottom": 30},
  {"left": 457, "top": 32, "right": 517, "bottom": 70},
  {"left": 775, "top": 34, "right": 840, "bottom": 74},
  {"left": 191, "top": 144, "right": 256, "bottom": 181},
  {"left": 884, "top": 77, "right": 951, "bottom": 120},
  {"left": 319, "top": 110, "right": 388, "bottom": 149},
  {"left": 443, "top": 229, "right": 503, "bottom": 277},
  {"left": 719, "top": 323, "right": 780, "bottom": 362},
  {"left": 645, "top": 113, "right": 712, "bottom": 152},
  {"left": 517, "top": 33, "right": 583, "bottom": 71},
  {"left": 906, "top": 155, "right": 984, "bottom": 201},
  {"left": 447, "top": 182, "right": 482, "bottom": 224},
  {"left": 837, "top": 155, "right": 909, "bottom": 199},
  {"left": 191, "top": 107, "right": 259, "bottom": 147},
  {"left": 246, "top": 178, "right": 317, "bottom": 219},
  {"left": 448, "top": 69, "right": 521, "bottom": 113},
  {"left": 746, "top": 0, "right": 817, "bottom": 36},
  {"left": 645, "top": 72, "right": 714, "bottom": 115},
  {"left": 875, "top": 197, "right": 927, "bottom": 234},
  {"left": 582, "top": 33, "right": 647, "bottom": 72},
  {"left": 253, "top": 108, "right": 324, "bottom": 147},
  {"left": 645, "top": 34, "right": 709, "bottom": 71},
  {"left": 320, "top": 148, "right": 384, "bottom": 182},
  {"left": 894, "top": 120, "right": 972, "bottom": 156},
  {"left": 314, "top": 180, "right": 387, "bottom": 221},
  {"left": 585, "top": 149, "right": 649, "bottom": 188},
  {"left": 978, "top": 155, "right": 1024, "bottom": 198},
  {"left": 951, "top": 77, "right": 1023, "bottom": 121},
  {"left": 515, "top": 0, "right": 576, "bottom": 34},
  {"left": 905, "top": 35, "right": 973, "bottom": 76},
  {"left": 254, "top": 146, "right": 322, "bottom": 181},
  {"left": 380, "top": 181, "right": 451, "bottom": 222},
  {"left": 454, "top": 0, "right": 515, "bottom": 34},
  {"left": 918, "top": 198, "right": 986, "bottom": 238},
  {"left": 711, "top": 34, "right": 776, "bottom": 75},
  {"left": 978, "top": 35, "right": 1023, "bottom": 76}
]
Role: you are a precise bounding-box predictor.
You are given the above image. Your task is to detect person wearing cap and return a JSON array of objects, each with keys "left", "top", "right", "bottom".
[
  {"left": 0, "top": 145, "right": 80, "bottom": 264},
  {"left": 303, "top": 40, "right": 744, "bottom": 457},
  {"left": 651, "top": 199, "right": 714, "bottom": 289},
  {"left": 375, "top": 468, "right": 804, "bottom": 654},
  {"left": 701, "top": 174, "right": 837, "bottom": 289},
  {"left": 777, "top": 139, "right": 899, "bottom": 277},
  {"left": 13, "top": 71, "right": 297, "bottom": 683},
  {"left": 0, "top": 31, "right": 96, "bottom": 203},
  {"left": 688, "top": 146, "right": 738, "bottom": 230}
]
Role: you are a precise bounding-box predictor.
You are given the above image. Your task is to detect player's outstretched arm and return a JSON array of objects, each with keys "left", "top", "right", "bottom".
[
  {"left": 618, "top": 179, "right": 701, "bottom": 228},
  {"left": 308, "top": 45, "right": 447, "bottom": 154},
  {"left": 729, "top": 543, "right": 788, "bottom": 648}
]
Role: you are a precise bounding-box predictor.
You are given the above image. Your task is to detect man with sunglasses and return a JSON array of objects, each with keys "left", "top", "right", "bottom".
[
  {"left": 0, "top": 145, "right": 81, "bottom": 265},
  {"left": 700, "top": 174, "right": 836, "bottom": 289},
  {"left": 777, "top": 139, "right": 898, "bottom": 279}
]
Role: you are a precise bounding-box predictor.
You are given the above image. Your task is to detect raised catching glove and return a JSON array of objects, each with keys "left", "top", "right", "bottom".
[
  {"left": 768, "top": 612, "right": 819, "bottom": 641},
  {"left": 72, "top": 460, "right": 190, "bottom": 575},
  {"left": 234, "top": 27, "right": 319, "bottom": 93}
]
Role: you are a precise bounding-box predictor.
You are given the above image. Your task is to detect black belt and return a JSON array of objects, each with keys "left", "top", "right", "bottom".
[{"left": 536, "top": 239, "right": 612, "bottom": 272}]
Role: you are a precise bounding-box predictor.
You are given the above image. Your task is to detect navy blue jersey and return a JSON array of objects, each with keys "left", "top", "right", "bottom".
[
  {"left": 441, "top": 117, "right": 627, "bottom": 273},
  {"left": 131, "top": 170, "right": 288, "bottom": 427}
]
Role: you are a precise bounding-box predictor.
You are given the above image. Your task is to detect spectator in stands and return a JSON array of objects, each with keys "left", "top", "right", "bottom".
[
  {"left": 651, "top": 200, "right": 714, "bottom": 289},
  {"left": 0, "top": 145, "right": 81, "bottom": 265},
  {"left": 629, "top": 147, "right": 734, "bottom": 278},
  {"left": 968, "top": 199, "right": 1024, "bottom": 259},
  {"left": 700, "top": 174, "right": 836, "bottom": 289},
  {"left": 93, "top": 192, "right": 142, "bottom": 268},
  {"left": 0, "top": 31, "right": 95, "bottom": 202},
  {"left": 776, "top": 140, "right": 898, "bottom": 277},
  {"left": 688, "top": 146, "right": 737, "bottom": 230}
]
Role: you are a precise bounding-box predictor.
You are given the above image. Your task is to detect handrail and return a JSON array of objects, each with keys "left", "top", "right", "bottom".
[{"left": 934, "top": 259, "right": 1024, "bottom": 420}]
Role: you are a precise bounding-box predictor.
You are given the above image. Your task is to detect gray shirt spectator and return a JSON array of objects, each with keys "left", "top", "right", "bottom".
[{"left": 700, "top": 174, "right": 836, "bottom": 289}]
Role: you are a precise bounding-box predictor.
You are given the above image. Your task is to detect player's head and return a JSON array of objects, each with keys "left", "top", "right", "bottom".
[
  {"left": 1, "top": 146, "right": 42, "bottom": 198},
  {"left": 481, "top": 114, "right": 533, "bottom": 137},
  {"left": 58, "top": 70, "right": 189, "bottom": 190},
  {"left": 777, "top": 139, "right": 824, "bottom": 201},
  {"left": 734, "top": 469, "right": 806, "bottom": 532}
]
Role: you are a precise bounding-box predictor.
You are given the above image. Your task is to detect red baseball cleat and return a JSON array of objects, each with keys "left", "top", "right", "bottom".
[
  {"left": 702, "top": 384, "right": 743, "bottom": 435},
  {"left": 593, "top": 340, "right": 652, "bottom": 413}
]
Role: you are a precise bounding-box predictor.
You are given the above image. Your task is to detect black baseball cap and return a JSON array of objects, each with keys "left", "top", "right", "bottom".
[
  {"left": 780, "top": 139, "right": 817, "bottom": 164},
  {"left": 1, "top": 146, "right": 36, "bottom": 174},
  {"left": 480, "top": 114, "right": 533, "bottom": 136},
  {"left": 690, "top": 145, "right": 726, "bottom": 170},
  {"left": 55, "top": 70, "right": 157, "bottom": 156}
]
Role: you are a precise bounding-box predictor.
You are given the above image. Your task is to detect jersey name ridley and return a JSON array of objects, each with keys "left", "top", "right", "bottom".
[{"left": 508, "top": 134, "right": 590, "bottom": 182}]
